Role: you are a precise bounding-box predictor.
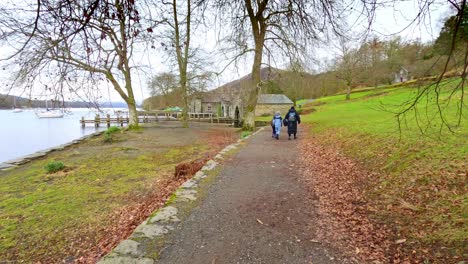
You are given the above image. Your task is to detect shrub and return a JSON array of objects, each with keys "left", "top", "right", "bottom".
[
  {"left": 103, "top": 126, "right": 121, "bottom": 143},
  {"left": 240, "top": 131, "right": 252, "bottom": 139},
  {"left": 103, "top": 132, "right": 113, "bottom": 143},
  {"left": 44, "top": 161, "right": 65, "bottom": 173},
  {"left": 107, "top": 126, "right": 121, "bottom": 133}
]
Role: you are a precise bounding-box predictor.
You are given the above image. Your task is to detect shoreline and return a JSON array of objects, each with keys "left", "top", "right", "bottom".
[
  {"left": 0, "top": 122, "right": 240, "bottom": 262},
  {"left": 0, "top": 130, "right": 106, "bottom": 171}
]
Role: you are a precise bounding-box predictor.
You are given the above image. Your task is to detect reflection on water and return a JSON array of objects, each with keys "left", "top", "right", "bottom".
[{"left": 0, "top": 109, "right": 107, "bottom": 163}]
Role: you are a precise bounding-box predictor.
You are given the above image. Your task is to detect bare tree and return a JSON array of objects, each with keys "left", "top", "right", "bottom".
[
  {"left": 145, "top": 70, "right": 211, "bottom": 110},
  {"left": 148, "top": 72, "right": 178, "bottom": 97},
  {"left": 155, "top": 0, "right": 208, "bottom": 127},
  {"left": 278, "top": 61, "right": 308, "bottom": 106},
  {"left": 334, "top": 37, "right": 362, "bottom": 100},
  {"left": 215, "top": 0, "right": 347, "bottom": 130},
  {"left": 0, "top": 0, "right": 156, "bottom": 126}
]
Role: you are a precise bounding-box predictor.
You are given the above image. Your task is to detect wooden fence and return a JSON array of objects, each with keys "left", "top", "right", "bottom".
[{"left": 80, "top": 111, "right": 235, "bottom": 128}]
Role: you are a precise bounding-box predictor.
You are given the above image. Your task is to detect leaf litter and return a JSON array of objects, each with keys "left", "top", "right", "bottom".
[{"left": 298, "top": 135, "right": 432, "bottom": 263}]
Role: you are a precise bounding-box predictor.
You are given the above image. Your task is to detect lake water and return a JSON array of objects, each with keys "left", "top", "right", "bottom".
[{"left": 0, "top": 109, "right": 109, "bottom": 164}]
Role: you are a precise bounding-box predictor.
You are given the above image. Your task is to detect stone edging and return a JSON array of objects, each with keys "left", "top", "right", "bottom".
[
  {"left": 98, "top": 127, "right": 264, "bottom": 264},
  {"left": 0, "top": 130, "right": 105, "bottom": 171}
]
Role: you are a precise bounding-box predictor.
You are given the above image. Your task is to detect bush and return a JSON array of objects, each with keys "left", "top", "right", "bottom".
[
  {"left": 107, "top": 126, "right": 121, "bottom": 133},
  {"left": 103, "top": 126, "right": 121, "bottom": 143},
  {"left": 44, "top": 161, "right": 65, "bottom": 173},
  {"left": 103, "top": 132, "right": 113, "bottom": 143}
]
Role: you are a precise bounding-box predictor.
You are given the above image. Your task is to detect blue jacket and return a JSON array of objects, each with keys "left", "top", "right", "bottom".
[{"left": 272, "top": 114, "right": 282, "bottom": 130}]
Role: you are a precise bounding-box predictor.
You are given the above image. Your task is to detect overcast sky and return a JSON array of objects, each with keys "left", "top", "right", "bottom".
[{"left": 1, "top": 0, "right": 454, "bottom": 104}]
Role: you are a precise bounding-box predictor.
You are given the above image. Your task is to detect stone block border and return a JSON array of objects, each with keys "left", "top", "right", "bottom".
[
  {"left": 0, "top": 130, "right": 106, "bottom": 171},
  {"left": 98, "top": 127, "right": 264, "bottom": 263}
]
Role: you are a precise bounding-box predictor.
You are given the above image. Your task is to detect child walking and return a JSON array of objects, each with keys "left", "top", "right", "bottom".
[{"left": 271, "top": 111, "right": 283, "bottom": 140}]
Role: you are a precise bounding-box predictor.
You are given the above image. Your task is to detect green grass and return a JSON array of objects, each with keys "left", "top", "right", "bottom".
[
  {"left": 256, "top": 115, "right": 272, "bottom": 122},
  {"left": 0, "top": 125, "right": 234, "bottom": 262},
  {"left": 302, "top": 78, "right": 467, "bottom": 256}
]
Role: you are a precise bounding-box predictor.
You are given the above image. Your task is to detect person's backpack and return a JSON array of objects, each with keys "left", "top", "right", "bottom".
[{"left": 288, "top": 112, "right": 296, "bottom": 122}]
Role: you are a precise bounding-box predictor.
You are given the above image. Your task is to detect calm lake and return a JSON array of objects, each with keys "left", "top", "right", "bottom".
[{"left": 0, "top": 109, "right": 109, "bottom": 164}]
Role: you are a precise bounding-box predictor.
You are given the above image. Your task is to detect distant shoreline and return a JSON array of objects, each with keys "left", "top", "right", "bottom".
[{"left": 0, "top": 94, "right": 131, "bottom": 109}]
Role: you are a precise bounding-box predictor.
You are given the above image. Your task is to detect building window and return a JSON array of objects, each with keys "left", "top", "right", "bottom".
[{"left": 207, "top": 105, "right": 212, "bottom": 112}]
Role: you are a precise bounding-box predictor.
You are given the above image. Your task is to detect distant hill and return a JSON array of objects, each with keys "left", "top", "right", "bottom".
[
  {"left": 0, "top": 94, "right": 129, "bottom": 109},
  {"left": 144, "top": 67, "right": 343, "bottom": 110}
]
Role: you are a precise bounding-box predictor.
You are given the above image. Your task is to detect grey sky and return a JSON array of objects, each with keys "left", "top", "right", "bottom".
[{"left": 0, "top": 0, "right": 454, "bottom": 104}]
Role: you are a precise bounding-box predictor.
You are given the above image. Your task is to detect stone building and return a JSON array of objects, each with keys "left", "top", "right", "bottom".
[
  {"left": 256, "top": 94, "right": 293, "bottom": 116},
  {"left": 189, "top": 68, "right": 291, "bottom": 120},
  {"left": 189, "top": 88, "right": 241, "bottom": 120}
]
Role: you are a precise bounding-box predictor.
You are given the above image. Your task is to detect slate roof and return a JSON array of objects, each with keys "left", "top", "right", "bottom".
[{"left": 257, "top": 94, "right": 293, "bottom": 105}]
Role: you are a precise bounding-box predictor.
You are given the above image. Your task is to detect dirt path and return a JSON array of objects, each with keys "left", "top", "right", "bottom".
[{"left": 156, "top": 128, "right": 350, "bottom": 264}]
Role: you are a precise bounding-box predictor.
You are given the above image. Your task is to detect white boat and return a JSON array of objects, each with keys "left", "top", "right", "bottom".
[
  {"left": 35, "top": 109, "right": 64, "bottom": 118},
  {"left": 12, "top": 97, "right": 22, "bottom": 113},
  {"left": 35, "top": 95, "right": 64, "bottom": 118}
]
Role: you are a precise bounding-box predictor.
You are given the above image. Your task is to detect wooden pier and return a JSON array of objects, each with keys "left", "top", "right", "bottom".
[{"left": 80, "top": 111, "right": 235, "bottom": 128}]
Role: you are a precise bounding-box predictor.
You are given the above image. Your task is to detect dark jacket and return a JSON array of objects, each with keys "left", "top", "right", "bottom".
[{"left": 284, "top": 109, "right": 301, "bottom": 134}]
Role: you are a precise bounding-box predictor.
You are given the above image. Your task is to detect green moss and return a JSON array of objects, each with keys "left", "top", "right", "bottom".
[{"left": 165, "top": 193, "right": 178, "bottom": 205}]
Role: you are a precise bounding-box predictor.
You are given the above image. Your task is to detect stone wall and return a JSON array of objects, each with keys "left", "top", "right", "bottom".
[{"left": 256, "top": 104, "right": 291, "bottom": 117}]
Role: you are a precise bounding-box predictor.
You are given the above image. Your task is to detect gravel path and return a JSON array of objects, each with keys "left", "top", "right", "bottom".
[{"left": 156, "top": 128, "right": 347, "bottom": 264}]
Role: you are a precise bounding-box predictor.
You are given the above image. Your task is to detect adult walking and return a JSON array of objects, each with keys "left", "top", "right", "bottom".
[{"left": 284, "top": 106, "right": 301, "bottom": 140}]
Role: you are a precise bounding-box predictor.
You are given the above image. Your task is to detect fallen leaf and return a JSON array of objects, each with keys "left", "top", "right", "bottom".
[{"left": 395, "top": 239, "right": 407, "bottom": 244}]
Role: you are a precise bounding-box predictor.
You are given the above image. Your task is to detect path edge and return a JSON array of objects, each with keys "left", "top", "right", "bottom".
[{"left": 98, "top": 128, "right": 264, "bottom": 263}]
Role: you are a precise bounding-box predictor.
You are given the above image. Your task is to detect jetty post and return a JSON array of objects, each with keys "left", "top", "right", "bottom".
[{"left": 94, "top": 114, "right": 100, "bottom": 128}]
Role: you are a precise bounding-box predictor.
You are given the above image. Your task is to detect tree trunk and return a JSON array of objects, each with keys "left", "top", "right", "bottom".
[
  {"left": 180, "top": 79, "right": 189, "bottom": 128},
  {"left": 346, "top": 85, "right": 351, "bottom": 100},
  {"left": 243, "top": 110, "right": 256, "bottom": 131},
  {"left": 127, "top": 99, "right": 139, "bottom": 126},
  {"left": 242, "top": 32, "right": 265, "bottom": 130},
  {"left": 242, "top": 69, "right": 261, "bottom": 131},
  {"left": 172, "top": 0, "right": 190, "bottom": 128},
  {"left": 105, "top": 71, "right": 139, "bottom": 126}
]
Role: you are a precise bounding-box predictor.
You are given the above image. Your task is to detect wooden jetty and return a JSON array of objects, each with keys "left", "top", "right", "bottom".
[{"left": 80, "top": 111, "right": 235, "bottom": 128}]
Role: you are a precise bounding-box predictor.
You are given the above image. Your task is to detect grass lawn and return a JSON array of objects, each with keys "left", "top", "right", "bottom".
[
  {"left": 0, "top": 122, "right": 237, "bottom": 262},
  {"left": 301, "top": 78, "right": 467, "bottom": 257}
]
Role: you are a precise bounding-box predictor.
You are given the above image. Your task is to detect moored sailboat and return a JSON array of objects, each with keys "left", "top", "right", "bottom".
[
  {"left": 12, "top": 96, "right": 23, "bottom": 113},
  {"left": 35, "top": 97, "right": 64, "bottom": 118}
]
